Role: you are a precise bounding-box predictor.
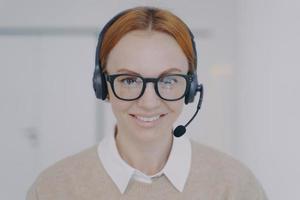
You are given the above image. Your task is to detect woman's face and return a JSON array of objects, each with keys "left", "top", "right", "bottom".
[{"left": 106, "top": 30, "right": 189, "bottom": 142}]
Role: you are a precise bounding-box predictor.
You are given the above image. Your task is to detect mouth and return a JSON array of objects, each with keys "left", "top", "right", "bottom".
[{"left": 129, "top": 114, "right": 166, "bottom": 127}]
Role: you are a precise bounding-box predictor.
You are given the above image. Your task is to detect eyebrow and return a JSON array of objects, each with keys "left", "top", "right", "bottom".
[{"left": 115, "top": 67, "right": 184, "bottom": 76}]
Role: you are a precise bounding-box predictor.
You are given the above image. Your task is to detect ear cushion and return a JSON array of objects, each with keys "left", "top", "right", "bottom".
[
  {"left": 184, "top": 29, "right": 198, "bottom": 104},
  {"left": 93, "top": 64, "right": 107, "bottom": 100},
  {"left": 185, "top": 72, "right": 198, "bottom": 104}
]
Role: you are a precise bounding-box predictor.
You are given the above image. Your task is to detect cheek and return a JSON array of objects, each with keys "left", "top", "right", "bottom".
[
  {"left": 110, "top": 97, "right": 131, "bottom": 116},
  {"left": 107, "top": 87, "right": 132, "bottom": 117},
  {"left": 167, "top": 99, "right": 184, "bottom": 116},
  {"left": 108, "top": 87, "right": 127, "bottom": 111}
]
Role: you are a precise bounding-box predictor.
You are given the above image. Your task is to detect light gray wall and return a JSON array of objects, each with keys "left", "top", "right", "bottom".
[{"left": 235, "top": 0, "right": 300, "bottom": 199}]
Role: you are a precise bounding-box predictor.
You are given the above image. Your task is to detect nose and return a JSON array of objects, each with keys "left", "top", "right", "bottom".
[{"left": 136, "top": 83, "right": 161, "bottom": 109}]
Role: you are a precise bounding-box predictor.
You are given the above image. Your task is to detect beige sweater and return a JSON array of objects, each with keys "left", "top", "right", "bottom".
[{"left": 27, "top": 141, "right": 267, "bottom": 199}]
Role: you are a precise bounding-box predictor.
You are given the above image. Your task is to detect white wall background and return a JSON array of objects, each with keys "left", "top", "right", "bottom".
[{"left": 0, "top": 0, "right": 299, "bottom": 199}]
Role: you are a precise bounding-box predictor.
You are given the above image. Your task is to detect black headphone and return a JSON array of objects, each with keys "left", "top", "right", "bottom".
[{"left": 93, "top": 8, "right": 201, "bottom": 105}]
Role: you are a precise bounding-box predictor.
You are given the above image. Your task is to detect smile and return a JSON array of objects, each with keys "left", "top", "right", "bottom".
[
  {"left": 136, "top": 115, "right": 160, "bottom": 122},
  {"left": 130, "top": 114, "right": 166, "bottom": 126}
]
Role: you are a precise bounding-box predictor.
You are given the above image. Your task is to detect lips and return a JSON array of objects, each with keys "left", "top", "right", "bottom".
[{"left": 129, "top": 113, "right": 166, "bottom": 127}]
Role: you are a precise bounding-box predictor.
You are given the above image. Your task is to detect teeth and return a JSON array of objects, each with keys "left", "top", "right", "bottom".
[{"left": 136, "top": 115, "right": 160, "bottom": 122}]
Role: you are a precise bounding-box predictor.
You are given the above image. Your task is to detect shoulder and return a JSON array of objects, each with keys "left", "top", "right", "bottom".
[
  {"left": 37, "top": 145, "right": 99, "bottom": 180},
  {"left": 190, "top": 140, "right": 247, "bottom": 173},
  {"left": 188, "top": 140, "right": 267, "bottom": 199},
  {"left": 27, "top": 145, "right": 108, "bottom": 198}
]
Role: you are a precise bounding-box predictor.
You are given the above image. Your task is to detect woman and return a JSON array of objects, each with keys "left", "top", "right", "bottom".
[{"left": 27, "top": 6, "right": 267, "bottom": 199}]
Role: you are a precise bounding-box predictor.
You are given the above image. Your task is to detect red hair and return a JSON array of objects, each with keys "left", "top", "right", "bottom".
[{"left": 99, "top": 7, "right": 196, "bottom": 72}]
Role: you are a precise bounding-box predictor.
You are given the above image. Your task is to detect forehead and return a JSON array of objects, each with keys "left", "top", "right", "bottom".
[{"left": 106, "top": 30, "right": 188, "bottom": 76}]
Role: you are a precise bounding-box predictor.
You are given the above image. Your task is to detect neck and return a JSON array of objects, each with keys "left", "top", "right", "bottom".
[{"left": 115, "top": 128, "right": 173, "bottom": 176}]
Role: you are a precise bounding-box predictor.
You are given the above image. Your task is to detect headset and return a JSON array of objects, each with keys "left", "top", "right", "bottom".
[{"left": 93, "top": 8, "right": 202, "bottom": 106}]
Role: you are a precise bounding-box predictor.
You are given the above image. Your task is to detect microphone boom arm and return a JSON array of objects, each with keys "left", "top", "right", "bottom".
[{"left": 184, "top": 84, "right": 203, "bottom": 128}]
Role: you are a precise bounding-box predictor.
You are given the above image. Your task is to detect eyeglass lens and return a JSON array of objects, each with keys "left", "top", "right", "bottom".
[{"left": 112, "top": 74, "right": 187, "bottom": 100}]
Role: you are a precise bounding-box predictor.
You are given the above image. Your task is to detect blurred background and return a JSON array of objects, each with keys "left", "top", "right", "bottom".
[{"left": 1, "top": 0, "right": 299, "bottom": 199}]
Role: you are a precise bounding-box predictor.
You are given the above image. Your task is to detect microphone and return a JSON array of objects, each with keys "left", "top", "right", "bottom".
[{"left": 173, "top": 84, "right": 203, "bottom": 137}]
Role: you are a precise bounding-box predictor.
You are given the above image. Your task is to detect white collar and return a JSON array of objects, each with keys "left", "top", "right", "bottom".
[{"left": 97, "top": 132, "right": 191, "bottom": 194}]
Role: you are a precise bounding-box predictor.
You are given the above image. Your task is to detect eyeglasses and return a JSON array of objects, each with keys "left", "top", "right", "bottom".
[{"left": 105, "top": 73, "right": 193, "bottom": 101}]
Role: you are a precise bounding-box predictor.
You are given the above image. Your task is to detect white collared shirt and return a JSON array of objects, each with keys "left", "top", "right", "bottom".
[{"left": 97, "top": 132, "right": 191, "bottom": 194}]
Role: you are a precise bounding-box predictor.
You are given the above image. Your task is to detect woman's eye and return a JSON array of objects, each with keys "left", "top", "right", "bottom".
[
  {"left": 160, "top": 76, "right": 178, "bottom": 85},
  {"left": 122, "top": 78, "right": 137, "bottom": 85},
  {"left": 119, "top": 76, "right": 141, "bottom": 86}
]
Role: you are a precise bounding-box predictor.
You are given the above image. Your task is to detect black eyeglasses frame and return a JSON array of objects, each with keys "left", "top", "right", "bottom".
[{"left": 105, "top": 73, "right": 194, "bottom": 101}]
